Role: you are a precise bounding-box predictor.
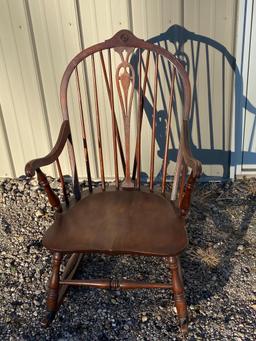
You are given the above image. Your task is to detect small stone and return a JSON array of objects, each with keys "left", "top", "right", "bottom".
[
  {"left": 111, "top": 298, "right": 117, "bottom": 304},
  {"left": 18, "top": 183, "right": 25, "bottom": 192},
  {"left": 35, "top": 209, "right": 44, "bottom": 218},
  {"left": 30, "top": 179, "right": 38, "bottom": 186},
  {"left": 141, "top": 315, "right": 148, "bottom": 323},
  {"left": 251, "top": 304, "right": 256, "bottom": 311},
  {"left": 51, "top": 180, "right": 59, "bottom": 189},
  {"left": 33, "top": 300, "right": 40, "bottom": 306},
  {"left": 173, "top": 306, "right": 177, "bottom": 314},
  {"left": 237, "top": 245, "right": 244, "bottom": 251}
]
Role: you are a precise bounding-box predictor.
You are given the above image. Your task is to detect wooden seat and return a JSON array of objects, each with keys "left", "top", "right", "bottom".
[
  {"left": 43, "top": 189, "right": 187, "bottom": 256},
  {"left": 25, "top": 30, "right": 202, "bottom": 334}
]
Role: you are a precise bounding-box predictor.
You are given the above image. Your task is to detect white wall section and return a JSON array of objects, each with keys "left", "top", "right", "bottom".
[{"left": 0, "top": 0, "right": 242, "bottom": 180}]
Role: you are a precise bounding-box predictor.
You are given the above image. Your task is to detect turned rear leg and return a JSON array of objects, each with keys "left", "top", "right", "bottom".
[
  {"left": 42, "top": 252, "right": 62, "bottom": 327},
  {"left": 169, "top": 256, "right": 188, "bottom": 334}
]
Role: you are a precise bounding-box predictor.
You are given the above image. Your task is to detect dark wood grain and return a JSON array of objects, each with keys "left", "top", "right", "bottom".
[
  {"left": 36, "top": 168, "right": 62, "bottom": 212},
  {"left": 56, "top": 158, "right": 69, "bottom": 206},
  {"left": 42, "top": 252, "right": 62, "bottom": 327},
  {"left": 169, "top": 256, "right": 188, "bottom": 334},
  {"left": 132, "top": 50, "right": 150, "bottom": 183},
  {"left": 115, "top": 46, "right": 135, "bottom": 189},
  {"left": 75, "top": 67, "right": 93, "bottom": 192},
  {"left": 162, "top": 68, "right": 176, "bottom": 193},
  {"left": 91, "top": 54, "right": 105, "bottom": 190},
  {"left": 25, "top": 120, "right": 70, "bottom": 177},
  {"left": 59, "top": 279, "right": 172, "bottom": 290},
  {"left": 179, "top": 171, "right": 197, "bottom": 216},
  {"left": 26, "top": 29, "right": 202, "bottom": 334},
  {"left": 149, "top": 54, "right": 159, "bottom": 192}
]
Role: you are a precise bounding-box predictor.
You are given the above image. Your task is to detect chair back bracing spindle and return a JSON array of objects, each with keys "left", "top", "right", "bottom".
[{"left": 59, "top": 30, "right": 192, "bottom": 203}]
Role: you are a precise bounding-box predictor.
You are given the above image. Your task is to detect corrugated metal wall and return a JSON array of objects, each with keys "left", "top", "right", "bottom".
[{"left": 0, "top": 0, "right": 237, "bottom": 179}]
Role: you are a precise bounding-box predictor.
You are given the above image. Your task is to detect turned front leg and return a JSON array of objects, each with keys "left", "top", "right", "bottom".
[
  {"left": 169, "top": 256, "right": 188, "bottom": 334},
  {"left": 43, "top": 252, "right": 62, "bottom": 327}
]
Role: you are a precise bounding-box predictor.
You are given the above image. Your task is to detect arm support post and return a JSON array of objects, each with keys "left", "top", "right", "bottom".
[
  {"left": 36, "top": 168, "right": 62, "bottom": 212},
  {"left": 179, "top": 172, "right": 197, "bottom": 216}
]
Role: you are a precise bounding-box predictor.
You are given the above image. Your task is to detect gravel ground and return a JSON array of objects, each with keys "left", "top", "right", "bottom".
[{"left": 0, "top": 177, "right": 255, "bottom": 341}]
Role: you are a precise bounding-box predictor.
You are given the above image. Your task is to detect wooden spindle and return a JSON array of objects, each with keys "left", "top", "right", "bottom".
[
  {"left": 161, "top": 68, "right": 176, "bottom": 193},
  {"left": 142, "top": 50, "right": 151, "bottom": 94},
  {"left": 107, "top": 50, "right": 118, "bottom": 188},
  {"left": 179, "top": 171, "right": 197, "bottom": 216},
  {"left": 149, "top": 54, "right": 159, "bottom": 192},
  {"left": 75, "top": 67, "right": 93, "bottom": 192},
  {"left": 171, "top": 147, "right": 182, "bottom": 201},
  {"left": 56, "top": 158, "right": 69, "bottom": 206},
  {"left": 91, "top": 54, "right": 105, "bottom": 190},
  {"left": 67, "top": 135, "right": 81, "bottom": 200},
  {"left": 178, "top": 163, "right": 188, "bottom": 208},
  {"left": 135, "top": 49, "right": 142, "bottom": 188},
  {"left": 99, "top": 50, "right": 126, "bottom": 177}
]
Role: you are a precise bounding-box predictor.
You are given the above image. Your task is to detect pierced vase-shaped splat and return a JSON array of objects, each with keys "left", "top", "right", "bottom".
[{"left": 115, "top": 46, "right": 135, "bottom": 189}]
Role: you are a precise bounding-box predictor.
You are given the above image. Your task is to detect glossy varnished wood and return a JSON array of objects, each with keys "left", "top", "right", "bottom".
[
  {"left": 162, "top": 69, "right": 176, "bottom": 193},
  {"left": 169, "top": 256, "right": 188, "bottom": 334},
  {"left": 91, "top": 54, "right": 105, "bottom": 190},
  {"left": 42, "top": 252, "right": 62, "bottom": 327},
  {"left": 36, "top": 168, "right": 62, "bottom": 212},
  {"left": 43, "top": 189, "right": 187, "bottom": 256},
  {"left": 25, "top": 30, "right": 202, "bottom": 334},
  {"left": 57, "top": 253, "right": 83, "bottom": 307},
  {"left": 59, "top": 279, "right": 172, "bottom": 290},
  {"left": 75, "top": 67, "right": 93, "bottom": 192},
  {"left": 150, "top": 54, "right": 159, "bottom": 192}
]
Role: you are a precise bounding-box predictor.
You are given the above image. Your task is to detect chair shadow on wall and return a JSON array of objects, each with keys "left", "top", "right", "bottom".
[
  {"left": 137, "top": 24, "right": 256, "bottom": 181},
  {"left": 131, "top": 25, "right": 256, "bottom": 306},
  {"left": 53, "top": 26, "right": 255, "bottom": 319}
]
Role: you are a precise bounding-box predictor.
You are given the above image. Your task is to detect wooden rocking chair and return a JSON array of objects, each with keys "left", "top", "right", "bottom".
[{"left": 25, "top": 30, "right": 201, "bottom": 334}]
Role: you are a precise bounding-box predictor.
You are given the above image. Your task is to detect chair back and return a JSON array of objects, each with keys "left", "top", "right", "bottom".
[{"left": 60, "top": 30, "right": 191, "bottom": 200}]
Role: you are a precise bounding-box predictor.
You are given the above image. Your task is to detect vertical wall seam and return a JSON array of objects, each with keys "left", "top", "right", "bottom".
[
  {"left": 6, "top": 1, "right": 30, "bottom": 165},
  {"left": 227, "top": 0, "right": 238, "bottom": 156},
  {"left": 242, "top": 0, "right": 254, "bottom": 168},
  {"left": 2, "top": 3, "right": 27, "bottom": 169},
  {"left": 128, "top": 0, "right": 134, "bottom": 32},
  {"left": 0, "top": 104, "right": 16, "bottom": 177},
  {"left": 181, "top": 0, "right": 184, "bottom": 28},
  {"left": 23, "top": 0, "right": 56, "bottom": 176},
  {"left": 41, "top": 2, "right": 59, "bottom": 108},
  {"left": 74, "top": 0, "right": 99, "bottom": 178}
]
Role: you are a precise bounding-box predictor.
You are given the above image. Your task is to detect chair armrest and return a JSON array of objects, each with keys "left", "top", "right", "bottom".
[
  {"left": 25, "top": 120, "right": 71, "bottom": 177},
  {"left": 180, "top": 120, "right": 202, "bottom": 178}
]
